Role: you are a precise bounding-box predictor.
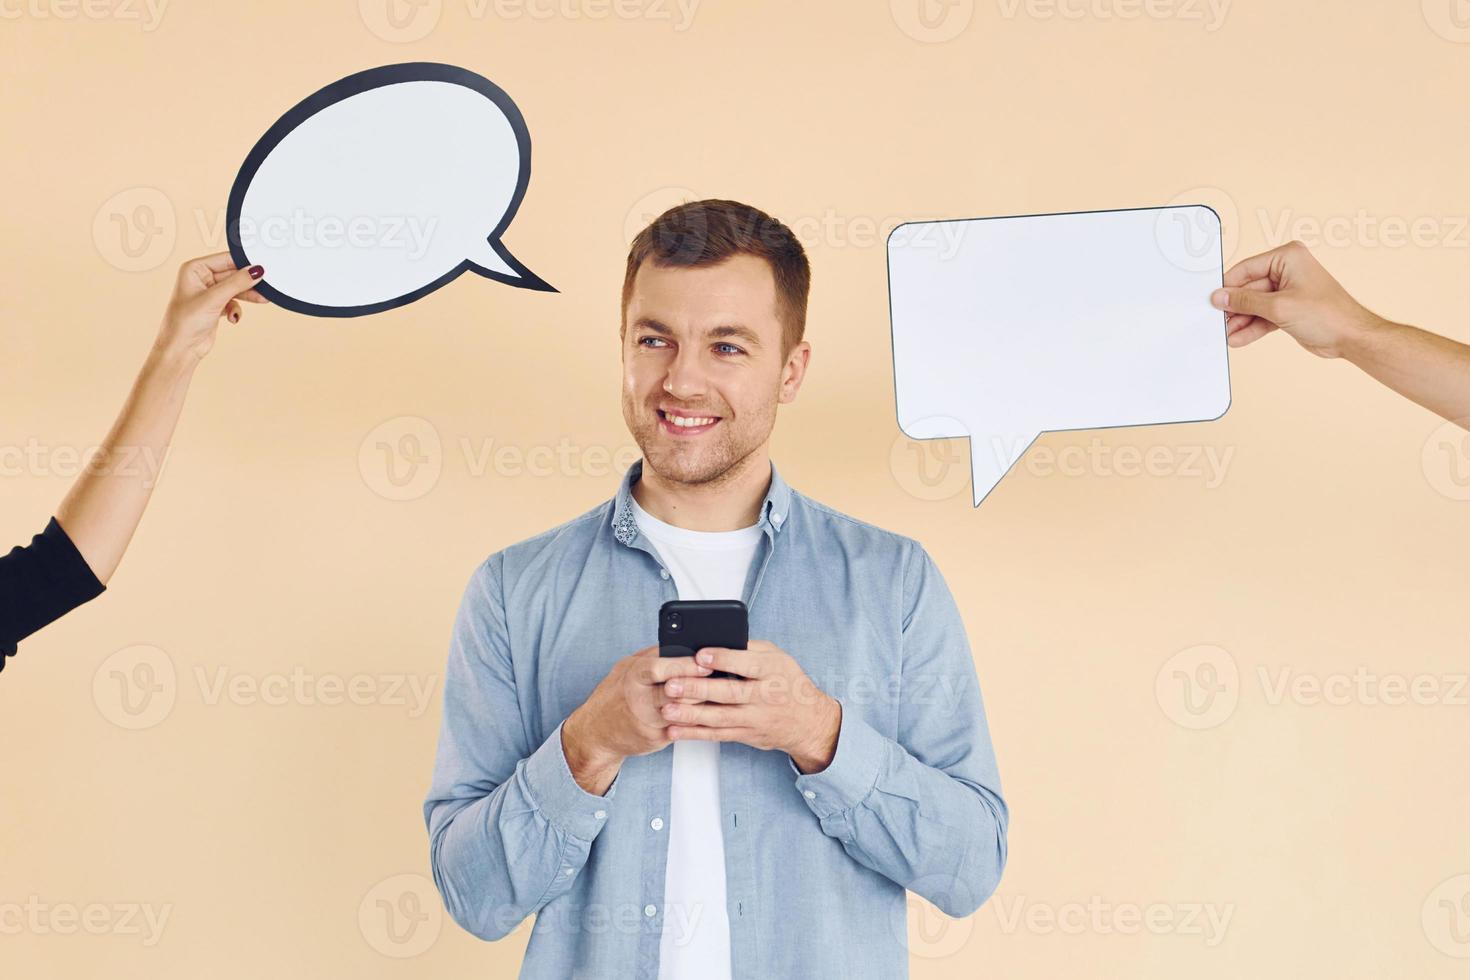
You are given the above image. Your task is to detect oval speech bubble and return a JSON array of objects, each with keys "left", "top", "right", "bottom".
[{"left": 226, "top": 62, "right": 553, "bottom": 318}]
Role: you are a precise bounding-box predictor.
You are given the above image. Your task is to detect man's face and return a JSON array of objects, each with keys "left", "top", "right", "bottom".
[{"left": 621, "top": 253, "right": 808, "bottom": 487}]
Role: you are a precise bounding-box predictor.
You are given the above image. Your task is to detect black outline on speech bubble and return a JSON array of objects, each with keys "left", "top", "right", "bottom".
[
  {"left": 226, "top": 62, "right": 555, "bottom": 318},
  {"left": 884, "top": 203, "right": 1233, "bottom": 508}
]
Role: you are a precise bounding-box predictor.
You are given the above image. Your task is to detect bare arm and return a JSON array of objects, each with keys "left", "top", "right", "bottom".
[
  {"left": 1210, "top": 241, "right": 1470, "bottom": 426},
  {"left": 55, "top": 254, "right": 267, "bottom": 583}
]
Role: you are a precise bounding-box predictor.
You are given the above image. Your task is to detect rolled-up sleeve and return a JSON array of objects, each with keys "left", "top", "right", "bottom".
[
  {"left": 424, "top": 554, "right": 617, "bottom": 941},
  {"left": 790, "top": 543, "right": 1008, "bottom": 918}
]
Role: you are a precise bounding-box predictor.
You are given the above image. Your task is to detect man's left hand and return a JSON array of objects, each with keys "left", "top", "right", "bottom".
[{"left": 660, "top": 640, "right": 841, "bottom": 774}]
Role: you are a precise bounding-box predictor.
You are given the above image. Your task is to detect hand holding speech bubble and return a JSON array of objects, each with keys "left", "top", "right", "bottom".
[
  {"left": 226, "top": 62, "right": 553, "bottom": 318},
  {"left": 887, "top": 206, "right": 1231, "bottom": 507}
]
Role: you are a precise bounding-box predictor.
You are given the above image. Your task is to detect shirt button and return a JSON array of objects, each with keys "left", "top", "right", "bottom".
[
  {"left": 650, "top": 817, "right": 664, "bottom": 831},
  {"left": 594, "top": 810, "right": 607, "bottom": 820},
  {"left": 659, "top": 569, "right": 670, "bottom": 580},
  {"left": 562, "top": 866, "right": 575, "bottom": 877},
  {"left": 803, "top": 790, "right": 816, "bottom": 800},
  {"left": 644, "top": 904, "right": 657, "bottom": 918}
]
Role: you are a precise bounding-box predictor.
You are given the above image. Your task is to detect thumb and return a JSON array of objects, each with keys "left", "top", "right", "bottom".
[
  {"left": 199, "top": 264, "right": 264, "bottom": 311},
  {"left": 1210, "top": 285, "right": 1281, "bottom": 322}
]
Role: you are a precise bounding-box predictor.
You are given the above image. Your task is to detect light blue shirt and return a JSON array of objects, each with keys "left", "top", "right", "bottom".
[{"left": 424, "top": 459, "right": 1008, "bottom": 979}]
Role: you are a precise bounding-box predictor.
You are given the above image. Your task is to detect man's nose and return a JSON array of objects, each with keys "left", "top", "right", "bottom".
[{"left": 663, "top": 347, "right": 707, "bottom": 400}]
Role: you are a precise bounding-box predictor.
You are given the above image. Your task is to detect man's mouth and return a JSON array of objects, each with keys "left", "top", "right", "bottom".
[{"left": 657, "top": 408, "right": 722, "bottom": 436}]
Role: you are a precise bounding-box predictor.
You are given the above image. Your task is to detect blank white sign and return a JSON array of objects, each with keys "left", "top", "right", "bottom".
[{"left": 887, "top": 205, "right": 1231, "bottom": 506}]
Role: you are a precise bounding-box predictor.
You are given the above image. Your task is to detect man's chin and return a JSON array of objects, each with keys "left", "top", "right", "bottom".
[{"left": 640, "top": 443, "right": 734, "bottom": 487}]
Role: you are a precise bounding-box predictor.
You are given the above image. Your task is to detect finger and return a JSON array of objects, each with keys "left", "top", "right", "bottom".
[
  {"left": 1222, "top": 247, "right": 1289, "bottom": 287},
  {"left": 223, "top": 299, "right": 242, "bottom": 324},
  {"left": 235, "top": 288, "right": 271, "bottom": 304},
  {"left": 665, "top": 725, "right": 752, "bottom": 743},
  {"left": 1227, "top": 322, "right": 1278, "bottom": 347},
  {"left": 641, "top": 654, "right": 714, "bottom": 685},
  {"left": 1210, "top": 285, "right": 1282, "bottom": 321},
  {"left": 695, "top": 647, "right": 767, "bottom": 679},
  {"left": 194, "top": 251, "right": 244, "bottom": 275},
  {"left": 201, "top": 264, "right": 266, "bottom": 309},
  {"left": 662, "top": 701, "right": 746, "bottom": 727},
  {"left": 664, "top": 676, "right": 754, "bottom": 704}
]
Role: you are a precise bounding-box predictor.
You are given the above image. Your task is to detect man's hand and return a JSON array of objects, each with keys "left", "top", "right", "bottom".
[
  {"left": 1210, "top": 241, "right": 1384, "bottom": 359},
  {"left": 658, "top": 640, "right": 843, "bottom": 775},
  {"left": 1210, "top": 240, "right": 1470, "bottom": 426},
  {"left": 561, "top": 646, "right": 714, "bottom": 795}
]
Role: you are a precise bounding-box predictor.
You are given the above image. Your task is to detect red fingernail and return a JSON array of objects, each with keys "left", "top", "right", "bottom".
[
  {"left": 248, "top": 265, "right": 264, "bottom": 279},
  {"left": 230, "top": 312, "right": 239, "bottom": 323}
]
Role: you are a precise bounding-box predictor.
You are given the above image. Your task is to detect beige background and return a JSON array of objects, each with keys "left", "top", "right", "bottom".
[{"left": 4, "top": 0, "right": 1470, "bottom": 976}]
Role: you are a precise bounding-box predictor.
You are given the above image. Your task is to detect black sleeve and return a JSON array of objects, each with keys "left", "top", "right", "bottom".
[{"left": 0, "top": 517, "right": 106, "bottom": 671}]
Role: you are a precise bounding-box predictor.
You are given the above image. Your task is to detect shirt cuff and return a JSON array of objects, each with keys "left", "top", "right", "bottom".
[
  {"left": 520, "top": 720, "right": 618, "bottom": 841},
  {"left": 790, "top": 700, "right": 887, "bottom": 820}
]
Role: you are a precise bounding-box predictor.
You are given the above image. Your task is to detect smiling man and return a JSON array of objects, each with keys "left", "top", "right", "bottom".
[{"left": 424, "top": 200, "right": 1008, "bottom": 979}]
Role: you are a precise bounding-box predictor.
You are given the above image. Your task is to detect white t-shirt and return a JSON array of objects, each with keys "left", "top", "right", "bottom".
[{"left": 631, "top": 496, "right": 762, "bottom": 980}]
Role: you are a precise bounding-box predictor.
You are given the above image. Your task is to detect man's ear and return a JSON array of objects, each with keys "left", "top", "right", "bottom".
[{"left": 778, "top": 341, "right": 812, "bottom": 404}]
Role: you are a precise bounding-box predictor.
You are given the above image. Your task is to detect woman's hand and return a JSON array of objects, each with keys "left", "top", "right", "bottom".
[{"left": 153, "top": 252, "right": 268, "bottom": 362}]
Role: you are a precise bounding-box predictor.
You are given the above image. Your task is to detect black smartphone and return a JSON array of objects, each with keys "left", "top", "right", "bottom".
[{"left": 658, "top": 599, "right": 747, "bottom": 680}]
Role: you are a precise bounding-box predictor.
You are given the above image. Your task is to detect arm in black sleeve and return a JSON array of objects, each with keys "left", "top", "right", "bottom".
[{"left": 0, "top": 517, "right": 106, "bottom": 671}]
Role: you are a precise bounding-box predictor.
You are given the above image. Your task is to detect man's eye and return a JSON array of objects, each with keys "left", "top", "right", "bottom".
[
  {"left": 713, "top": 343, "right": 744, "bottom": 356},
  {"left": 639, "top": 337, "right": 670, "bottom": 348}
]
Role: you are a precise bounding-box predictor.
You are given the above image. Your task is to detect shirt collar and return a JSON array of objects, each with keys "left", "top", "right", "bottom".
[{"left": 611, "top": 457, "right": 793, "bottom": 548}]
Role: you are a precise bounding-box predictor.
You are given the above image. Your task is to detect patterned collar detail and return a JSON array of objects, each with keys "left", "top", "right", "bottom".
[{"left": 610, "top": 458, "right": 793, "bottom": 548}]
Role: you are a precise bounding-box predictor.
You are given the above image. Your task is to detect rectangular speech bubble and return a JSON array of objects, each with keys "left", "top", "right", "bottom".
[{"left": 886, "top": 205, "right": 1231, "bottom": 506}]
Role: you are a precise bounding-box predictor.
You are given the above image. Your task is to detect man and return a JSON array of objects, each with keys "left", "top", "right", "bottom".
[
  {"left": 1213, "top": 241, "right": 1470, "bottom": 426},
  {"left": 424, "top": 200, "right": 1007, "bottom": 979}
]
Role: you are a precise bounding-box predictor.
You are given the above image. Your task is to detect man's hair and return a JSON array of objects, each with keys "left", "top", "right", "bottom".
[{"left": 621, "top": 199, "right": 810, "bottom": 354}]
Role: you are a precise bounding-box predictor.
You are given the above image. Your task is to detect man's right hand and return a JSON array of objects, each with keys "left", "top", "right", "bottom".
[
  {"left": 561, "top": 646, "right": 713, "bottom": 795},
  {"left": 1210, "top": 241, "right": 1383, "bottom": 359}
]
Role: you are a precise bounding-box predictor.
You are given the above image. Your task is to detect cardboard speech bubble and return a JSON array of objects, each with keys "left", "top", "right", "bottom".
[
  {"left": 887, "top": 205, "right": 1231, "bottom": 506},
  {"left": 226, "top": 62, "right": 553, "bottom": 318}
]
